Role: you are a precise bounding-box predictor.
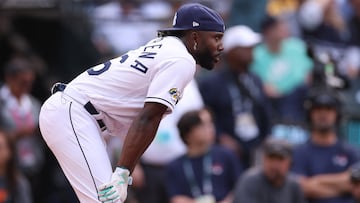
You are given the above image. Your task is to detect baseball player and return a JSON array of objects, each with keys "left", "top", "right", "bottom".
[{"left": 38, "top": 3, "right": 224, "bottom": 203}]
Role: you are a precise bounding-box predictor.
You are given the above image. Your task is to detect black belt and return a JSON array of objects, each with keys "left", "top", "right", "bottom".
[
  {"left": 52, "top": 83, "right": 107, "bottom": 131},
  {"left": 83, "top": 101, "right": 107, "bottom": 131}
]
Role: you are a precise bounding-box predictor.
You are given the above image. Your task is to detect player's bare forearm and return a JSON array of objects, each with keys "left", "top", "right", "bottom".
[{"left": 117, "top": 102, "right": 167, "bottom": 173}]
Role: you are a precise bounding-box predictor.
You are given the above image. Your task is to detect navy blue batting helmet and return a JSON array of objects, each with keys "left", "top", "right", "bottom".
[{"left": 158, "top": 3, "right": 225, "bottom": 33}]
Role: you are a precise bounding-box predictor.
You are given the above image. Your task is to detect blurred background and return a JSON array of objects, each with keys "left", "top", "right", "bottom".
[{"left": 2, "top": 0, "right": 360, "bottom": 202}]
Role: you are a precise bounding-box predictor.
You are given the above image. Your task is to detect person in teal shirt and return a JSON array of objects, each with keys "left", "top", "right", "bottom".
[{"left": 251, "top": 15, "right": 313, "bottom": 124}]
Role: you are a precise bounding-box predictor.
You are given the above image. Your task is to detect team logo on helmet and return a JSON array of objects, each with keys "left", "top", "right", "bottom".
[{"left": 169, "top": 88, "right": 181, "bottom": 104}]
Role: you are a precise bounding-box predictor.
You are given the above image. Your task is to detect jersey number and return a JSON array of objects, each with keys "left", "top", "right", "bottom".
[{"left": 87, "top": 54, "right": 129, "bottom": 75}]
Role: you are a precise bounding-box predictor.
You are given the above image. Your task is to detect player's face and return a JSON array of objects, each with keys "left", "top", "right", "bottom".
[{"left": 194, "top": 31, "right": 224, "bottom": 70}]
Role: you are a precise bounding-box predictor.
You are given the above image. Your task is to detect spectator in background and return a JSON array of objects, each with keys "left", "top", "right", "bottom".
[
  {"left": 298, "top": 0, "right": 350, "bottom": 45},
  {"left": 267, "top": 0, "right": 299, "bottom": 17},
  {"left": 339, "top": 0, "right": 360, "bottom": 135},
  {"left": 266, "top": 0, "right": 302, "bottom": 36},
  {"left": 0, "top": 57, "right": 77, "bottom": 203},
  {"left": 291, "top": 87, "right": 360, "bottom": 203},
  {"left": 0, "top": 14, "right": 54, "bottom": 103},
  {"left": 0, "top": 129, "right": 32, "bottom": 203},
  {"left": 251, "top": 15, "right": 313, "bottom": 125},
  {"left": 166, "top": 108, "right": 241, "bottom": 203},
  {"left": 233, "top": 138, "right": 307, "bottom": 203},
  {"left": 0, "top": 56, "right": 45, "bottom": 202},
  {"left": 199, "top": 25, "right": 270, "bottom": 169},
  {"left": 90, "top": 0, "right": 170, "bottom": 56},
  {"left": 337, "top": 46, "right": 360, "bottom": 147},
  {"left": 350, "top": 162, "right": 360, "bottom": 203},
  {"left": 0, "top": 17, "right": 79, "bottom": 202},
  {"left": 0, "top": 57, "right": 44, "bottom": 174}
]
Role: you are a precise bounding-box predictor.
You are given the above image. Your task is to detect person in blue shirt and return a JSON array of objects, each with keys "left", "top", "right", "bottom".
[
  {"left": 198, "top": 25, "right": 271, "bottom": 169},
  {"left": 291, "top": 87, "right": 360, "bottom": 203},
  {"left": 165, "top": 108, "right": 241, "bottom": 203}
]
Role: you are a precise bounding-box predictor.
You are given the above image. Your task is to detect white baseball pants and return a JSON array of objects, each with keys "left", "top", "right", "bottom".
[{"left": 39, "top": 92, "right": 113, "bottom": 202}]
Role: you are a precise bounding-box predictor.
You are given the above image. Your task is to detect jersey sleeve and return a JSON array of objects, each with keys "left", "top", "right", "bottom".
[{"left": 145, "top": 57, "right": 195, "bottom": 113}]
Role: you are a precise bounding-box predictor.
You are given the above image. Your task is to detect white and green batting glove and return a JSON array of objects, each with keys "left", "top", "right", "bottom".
[{"left": 97, "top": 167, "right": 133, "bottom": 203}]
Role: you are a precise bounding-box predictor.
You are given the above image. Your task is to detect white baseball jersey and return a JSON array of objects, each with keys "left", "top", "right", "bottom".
[
  {"left": 67, "top": 36, "right": 196, "bottom": 137},
  {"left": 39, "top": 36, "right": 196, "bottom": 202}
]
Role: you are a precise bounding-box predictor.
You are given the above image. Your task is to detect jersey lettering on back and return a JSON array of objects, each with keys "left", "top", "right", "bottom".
[
  {"left": 130, "top": 60, "right": 148, "bottom": 73},
  {"left": 127, "top": 42, "right": 163, "bottom": 73},
  {"left": 139, "top": 52, "right": 157, "bottom": 59},
  {"left": 87, "top": 39, "right": 164, "bottom": 75}
]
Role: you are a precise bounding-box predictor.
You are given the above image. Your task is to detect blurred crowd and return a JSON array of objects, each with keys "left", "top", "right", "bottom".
[{"left": 2, "top": 0, "right": 360, "bottom": 202}]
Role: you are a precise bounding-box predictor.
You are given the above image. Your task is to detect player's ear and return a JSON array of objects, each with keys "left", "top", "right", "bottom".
[
  {"left": 190, "top": 31, "right": 200, "bottom": 51},
  {"left": 189, "top": 31, "right": 199, "bottom": 43}
]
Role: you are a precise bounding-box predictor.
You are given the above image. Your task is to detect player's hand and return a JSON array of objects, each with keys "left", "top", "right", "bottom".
[{"left": 97, "top": 167, "right": 132, "bottom": 203}]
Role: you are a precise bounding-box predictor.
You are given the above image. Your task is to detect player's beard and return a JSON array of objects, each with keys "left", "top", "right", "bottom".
[{"left": 194, "top": 48, "right": 215, "bottom": 70}]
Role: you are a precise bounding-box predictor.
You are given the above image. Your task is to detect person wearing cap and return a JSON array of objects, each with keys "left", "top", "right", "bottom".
[
  {"left": 232, "top": 138, "right": 307, "bottom": 203},
  {"left": 291, "top": 87, "right": 360, "bottom": 203},
  {"left": 198, "top": 25, "right": 271, "bottom": 169},
  {"left": 38, "top": 3, "right": 225, "bottom": 203},
  {"left": 350, "top": 162, "right": 360, "bottom": 203}
]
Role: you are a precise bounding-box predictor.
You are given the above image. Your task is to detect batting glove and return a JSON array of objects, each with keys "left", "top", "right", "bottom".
[{"left": 98, "top": 167, "right": 133, "bottom": 203}]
